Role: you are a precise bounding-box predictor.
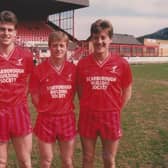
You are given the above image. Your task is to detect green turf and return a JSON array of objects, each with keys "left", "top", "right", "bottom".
[{"left": 7, "top": 63, "right": 168, "bottom": 168}]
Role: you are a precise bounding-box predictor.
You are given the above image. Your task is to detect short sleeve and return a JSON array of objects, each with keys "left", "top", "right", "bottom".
[
  {"left": 122, "top": 60, "right": 133, "bottom": 89},
  {"left": 25, "top": 49, "right": 34, "bottom": 75},
  {"left": 29, "top": 67, "right": 40, "bottom": 95}
]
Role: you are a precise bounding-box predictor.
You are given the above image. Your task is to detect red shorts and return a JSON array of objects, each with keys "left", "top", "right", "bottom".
[
  {"left": 78, "top": 111, "right": 122, "bottom": 140},
  {"left": 0, "top": 103, "right": 32, "bottom": 142},
  {"left": 34, "top": 113, "right": 77, "bottom": 143}
]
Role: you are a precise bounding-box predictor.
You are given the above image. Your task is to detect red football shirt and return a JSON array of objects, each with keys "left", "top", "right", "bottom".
[
  {"left": 0, "top": 46, "right": 33, "bottom": 108},
  {"left": 30, "top": 59, "right": 76, "bottom": 115},
  {"left": 77, "top": 53, "right": 132, "bottom": 113}
]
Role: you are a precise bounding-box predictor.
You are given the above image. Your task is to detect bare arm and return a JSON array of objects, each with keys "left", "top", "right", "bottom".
[
  {"left": 31, "top": 93, "right": 39, "bottom": 107},
  {"left": 77, "top": 84, "right": 82, "bottom": 100},
  {"left": 29, "top": 72, "right": 40, "bottom": 108},
  {"left": 26, "top": 75, "right": 31, "bottom": 96},
  {"left": 122, "top": 84, "right": 132, "bottom": 109}
]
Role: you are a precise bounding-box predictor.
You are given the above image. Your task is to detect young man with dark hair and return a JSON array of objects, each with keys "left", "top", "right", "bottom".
[
  {"left": 0, "top": 10, "right": 33, "bottom": 168},
  {"left": 77, "top": 19, "right": 132, "bottom": 168}
]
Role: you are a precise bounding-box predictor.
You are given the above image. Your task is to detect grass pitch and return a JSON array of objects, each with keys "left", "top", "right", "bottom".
[{"left": 7, "top": 63, "right": 168, "bottom": 168}]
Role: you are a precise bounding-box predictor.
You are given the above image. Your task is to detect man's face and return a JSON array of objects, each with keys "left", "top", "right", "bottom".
[
  {"left": 91, "top": 30, "right": 112, "bottom": 55},
  {"left": 49, "top": 40, "right": 67, "bottom": 61},
  {"left": 0, "top": 22, "right": 16, "bottom": 46}
]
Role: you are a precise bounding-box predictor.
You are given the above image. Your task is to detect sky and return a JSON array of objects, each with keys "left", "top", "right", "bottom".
[{"left": 74, "top": 0, "right": 168, "bottom": 40}]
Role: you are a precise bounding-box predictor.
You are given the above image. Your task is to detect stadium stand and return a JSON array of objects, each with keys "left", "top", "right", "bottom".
[
  {"left": 0, "top": 0, "right": 160, "bottom": 61},
  {"left": 17, "top": 21, "right": 53, "bottom": 42},
  {"left": 0, "top": 0, "right": 89, "bottom": 63}
]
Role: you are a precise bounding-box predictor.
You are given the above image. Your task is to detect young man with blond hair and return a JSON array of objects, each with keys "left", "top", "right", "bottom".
[{"left": 30, "top": 31, "right": 76, "bottom": 168}]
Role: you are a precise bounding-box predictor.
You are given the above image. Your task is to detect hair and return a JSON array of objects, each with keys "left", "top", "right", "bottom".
[
  {"left": 48, "top": 31, "right": 69, "bottom": 46},
  {"left": 0, "top": 10, "right": 18, "bottom": 28},
  {"left": 90, "top": 19, "right": 113, "bottom": 39}
]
